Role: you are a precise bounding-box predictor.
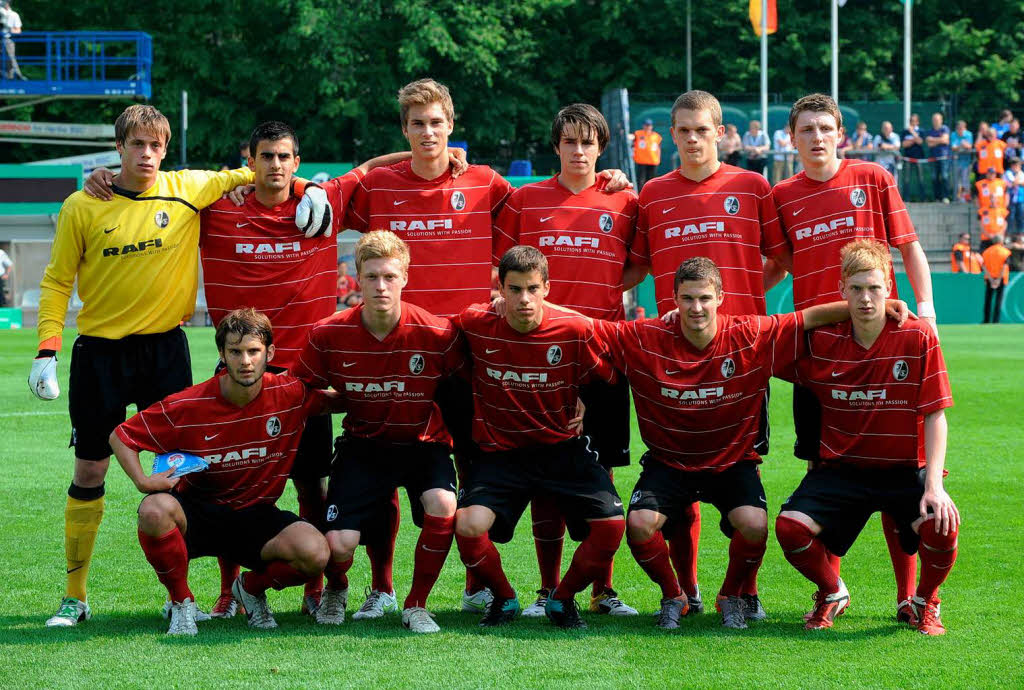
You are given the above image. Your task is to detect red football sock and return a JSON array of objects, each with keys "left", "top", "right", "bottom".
[
  {"left": 455, "top": 533, "right": 515, "bottom": 599},
  {"left": 552, "top": 519, "right": 625, "bottom": 600},
  {"left": 915, "top": 519, "right": 958, "bottom": 601},
  {"left": 298, "top": 490, "right": 326, "bottom": 598},
  {"left": 776, "top": 516, "right": 839, "bottom": 593},
  {"left": 741, "top": 568, "right": 759, "bottom": 596},
  {"left": 827, "top": 550, "right": 841, "bottom": 576},
  {"left": 881, "top": 512, "right": 918, "bottom": 602},
  {"left": 217, "top": 557, "right": 240, "bottom": 596},
  {"left": 138, "top": 528, "right": 193, "bottom": 603},
  {"left": 367, "top": 490, "right": 400, "bottom": 593},
  {"left": 465, "top": 569, "right": 485, "bottom": 595},
  {"left": 530, "top": 496, "right": 565, "bottom": 591},
  {"left": 324, "top": 555, "right": 353, "bottom": 591},
  {"left": 244, "top": 561, "right": 307, "bottom": 595},
  {"left": 719, "top": 532, "right": 767, "bottom": 597},
  {"left": 404, "top": 514, "right": 455, "bottom": 609},
  {"left": 667, "top": 502, "right": 701, "bottom": 598},
  {"left": 629, "top": 531, "right": 682, "bottom": 600}
]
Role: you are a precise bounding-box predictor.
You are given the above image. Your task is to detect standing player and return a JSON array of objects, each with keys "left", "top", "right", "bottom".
[
  {"left": 453, "top": 246, "right": 625, "bottom": 630},
  {"left": 493, "top": 103, "right": 641, "bottom": 617},
  {"left": 293, "top": 231, "right": 465, "bottom": 634},
  {"left": 198, "top": 121, "right": 437, "bottom": 617},
  {"left": 776, "top": 240, "right": 958, "bottom": 635},
  {"left": 630, "top": 90, "right": 790, "bottom": 615},
  {"left": 109, "top": 309, "right": 336, "bottom": 635},
  {"left": 772, "top": 93, "right": 938, "bottom": 624},
  {"left": 30, "top": 105, "right": 260, "bottom": 628}
]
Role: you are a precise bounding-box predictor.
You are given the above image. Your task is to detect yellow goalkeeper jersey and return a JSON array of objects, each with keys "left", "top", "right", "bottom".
[{"left": 38, "top": 168, "right": 254, "bottom": 346}]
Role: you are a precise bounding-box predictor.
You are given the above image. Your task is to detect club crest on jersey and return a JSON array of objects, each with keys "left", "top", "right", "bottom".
[
  {"left": 892, "top": 359, "right": 909, "bottom": 381},
  {"left": 154, "top": 210, "right": 170, "bottom": 229},
  {"left": 546, "top": 345, "right": 563, "bottom": 365},
  {"left": 326, "top": 504, "right": 338, "bottom": 522},
  {"left": 598, "top": 213, "right": 614, "bottom": 233},
  {"left": 409, "top": 354, "right": 425, "bottom": 375},
  {"left": 850, "top": 188, "right": 867, "bottom": 208},
  {"left": 266, "top": 416, "right": 281, "bottom": 438},
  {"left": 721, "top": 357, "right": 736, "bottom": 378},
  {"left": 723, "top": 196, "right": 740, "bottom": 215},
  {"left": 630, "top": 490, "right": 642, "bottom": 505},
  {"left": 451, "top": 191, "right": 466, "bottom": 211}
]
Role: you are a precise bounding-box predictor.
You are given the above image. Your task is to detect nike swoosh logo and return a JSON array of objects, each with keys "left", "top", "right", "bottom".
[
  {"left": 665, "top": 369, "right": 680, "bottom": 375},
  {"left": 539, "top": 215, "right": 554, "bottom": 222},
  {"left": 343, "top": 362, "right": 357, "bottom": 367},
  {"left": 66, "top": 566, "right": 84, "bottom": 574},
  {"left": 485, "top": 348, "right": 500, "bottom": 354},
  {"left": 613, "top": 501, "right": 623, "bottom": 507},
  {"left": 204, "top": 433, "right": 220, "bottom": 440},
  {"left": 393, "top": 200, "right": 408, "bottom": 206},
  {"left": 102, "top": 226, "right": 119, "bottom": 234},
  {"left": 661, "top": 207, "right": 675, "bottom": 214},
  {"left": 235, "top": 222, "right": 250, "bottom": 228},
  {"left": 792, "top": 207, "right": 805, "bottom": 216},
  {"left": 831, "top": 371, "right": 843, "bottom": 377}
]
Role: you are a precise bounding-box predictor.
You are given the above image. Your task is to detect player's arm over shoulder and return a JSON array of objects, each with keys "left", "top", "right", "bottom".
[{"left": 170, "top": 167, "right": 256, "bottom": 211}]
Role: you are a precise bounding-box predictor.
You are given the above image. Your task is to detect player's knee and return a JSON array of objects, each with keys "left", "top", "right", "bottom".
[
  {"left": 73, "top": 457, "right": 109, "bottom": 487},
  {"left": 626, "top": 511, "right": 658, "bottom": 543},
  {"left": 421, "top": 488, "right": 457, "bottom": 518},
  {"left": 137, "top": 494, "right": 174, "bottom": 532},
  {"left": 776, "top": 513, "right": 815, "bottom": 551},
  {"left": 731, "top": 508, "right": 768, "bottom": 543},
  {"left": 325, "top": 530, "right": 358, "bottom": 562},
  {"left": 454, "top": 508, "right": 488, "bottom": 538}
]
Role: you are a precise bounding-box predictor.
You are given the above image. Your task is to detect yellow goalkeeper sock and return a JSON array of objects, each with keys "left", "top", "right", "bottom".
[{"left": 65, "top": 485, "right": 105, "bottom": 602}]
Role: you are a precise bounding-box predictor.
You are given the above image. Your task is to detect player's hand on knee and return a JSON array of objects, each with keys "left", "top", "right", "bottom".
[
  {"left": 920, "top": 487, "right": 959, "bottom": 536},
  {"left": 83, "top": 167, "right": 115, "bottom": 201},
  {"left": 598, "top": 168, "right": 634, "bottom": 192},
  {"left": 28, "top": 352, "right": 59, "bottom": 400},
  {"left": 448, "top": 146, "right": 468, "bottom": 178},
  {"left": 135, "top": 468, "right": 179, "bottom": 494},
  {"left": 226, "top": 184, "right": 255, "bottom": 206},
  {"left": 296, "top": 184, "right": 333, "bottom": 238}
]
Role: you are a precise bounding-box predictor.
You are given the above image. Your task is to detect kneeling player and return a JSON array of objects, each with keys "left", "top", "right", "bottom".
[
  {"left": 775, "top": 239, "right": 959, "bottom": 635},
  {"left": 453, "top": 246, "right": 626, "bottom": 630},
  {"left": 293, "top": 231, "right": 465, "bottom": 634},
  {"left": 593, "top": 258, "right": 907, "bottom": 629},
  {"left": 110, "top": 309, "right": 334, "bottom": 635}
]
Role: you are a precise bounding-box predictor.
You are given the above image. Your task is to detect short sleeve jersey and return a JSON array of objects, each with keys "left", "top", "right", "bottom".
[
  {"left": 114, "top": 373, "right": 326, "bottom": 509},
  {"left": 493, "top": 176, "right": 638, "bottom": 320},
  {"left": 772, "top": 159, "right": 917, "bottom": 310},
  {"left": 792, "top": 320, "right": 952, "bottom": 469},
  {"left": 293, "top": 302, "right": 464, "bottom": 446},
  {"left": 454, "top": 303, "right": 614, "bottom": 452},
  {"left": 633, "top": 165, "right": 786, "bottom": 316},
  {"left": 199, "top": 172, "right": 360, "bottom": 369},
  {"left": 342, "top": 162, "right": 513, "bottom": 317},
  {"left": 595, "top": 312, "right": 803, "bottom": 472}
]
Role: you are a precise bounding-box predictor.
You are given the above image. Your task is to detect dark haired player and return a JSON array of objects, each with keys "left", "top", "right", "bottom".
[
  {"left": 109, "top": 309, "right": 338, "bottom": 635},
  {"left": 493, "top": 103, "right": 641, "bottom": 617},
  {"left": 453, "top": 246, "right": 625, "bottom": 630}
]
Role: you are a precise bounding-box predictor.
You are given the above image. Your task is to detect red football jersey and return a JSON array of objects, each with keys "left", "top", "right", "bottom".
[
  {"left": 114, "top": 373, "right": 327, "bottom": 509},
  {"left": 454, "top": 302, "right": 614, "bottom": 452},
  {"left": 492, "top": 176, "right": 639, "bottom": 320},
  {"left": 200, "top": 172, "right": 360, "bottom": 369},
  {"left": 293, "top": 302, "right": 465, "bottom": 446},
  {"left": 789, "top": 319, "right": 952, "bottom": 469},
  {"left": 595, "top": 312, "right": 803, "bottom": 472},
  {"left": 633, "top": 165, "right": 786, "bottom": 316},
  {"left": 341, "top": 162, "right": 513, "bottom": 317},
  {"left": 772, "top": 159, "right": 918, "bottom": 310}
]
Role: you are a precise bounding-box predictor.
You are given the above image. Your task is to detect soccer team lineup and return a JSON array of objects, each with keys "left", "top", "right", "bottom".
[{"left": 29, "top": 78, "right": 961, "bottom": 639}]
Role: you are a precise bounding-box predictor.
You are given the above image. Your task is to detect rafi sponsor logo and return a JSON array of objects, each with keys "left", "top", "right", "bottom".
[
  {"left": 892, "top": 360, "right": 909, "bottom": 381},
  {"left": 721, "top": 357, "right": 736, "bottom": 378},
  {"left": 154, "top": 210, "right": 170, "bottom": 229},
  {"left": 390, "top": 218, "right": 453, "bottom": 232},
  {"left": 793, "top": 216, "right": 855, "bottom": 241},
  {"left": 723, "top": 196, "right": 740, "bottom": 215},
  {"left": 661, "top": 386, "right": 724, "bottom": 400},
  {"left": 538, "top": 235, "right": 599, "bottom": 249},
  {"left": 266, "top": 416, "right": 281, "bottom": 437},
  {"left": 345, "top": 381, "right": 406, "bottom": 393},
  {"left": 546, "top": 345, "right": 563, "bottom": 365},
  {"left": 235, "top": 241, "right": 302, "bottom": 254},
  {"left": 486, "top": 368, "right": 548, "bottom": 383},
  {"left": 102, "top": 238, "right": 163, "bottom": 256},
  {"left": 598, "top": 213, "right": 614, "bottom": 232},
  {"left": 203, "top": 446, "right": 268, "bottom": 464},
  {"left": 664, "top": 221, "right": 725, "bottom": 238},
  {"left": 409, "top": 354, "right": 425, "bottom": 375},
  {"left": 850, "top": 188, "right": 867, "bottom": 208},
  {"left": 451, "top": 191, "right": 466, "bottom": 211},
  {"left": 831, "top": 389, "right": 886, "bottom": 401}
]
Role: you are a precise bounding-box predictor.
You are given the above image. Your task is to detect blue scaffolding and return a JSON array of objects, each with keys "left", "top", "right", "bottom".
[{"left": 0, "top": 31, "right": 151, "bottom": 100}]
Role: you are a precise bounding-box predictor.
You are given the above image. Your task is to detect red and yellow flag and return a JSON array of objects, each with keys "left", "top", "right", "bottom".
[{"left": 749, "top": 0, "right": 778, "bottom": 36}]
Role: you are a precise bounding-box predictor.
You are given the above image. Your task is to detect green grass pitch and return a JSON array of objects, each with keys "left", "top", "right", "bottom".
[{"left": 1, "top": 325, "right": 1022, "bottom": 688}]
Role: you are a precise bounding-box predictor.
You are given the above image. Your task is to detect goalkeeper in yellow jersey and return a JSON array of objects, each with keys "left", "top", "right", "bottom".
[{"left": 31, "top": 104, "right": 332, "bottom": 628}]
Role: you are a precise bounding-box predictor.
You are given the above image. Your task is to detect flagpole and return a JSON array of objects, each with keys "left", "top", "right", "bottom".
[
  {"left": 760, "top": 0, "right": 768, "bottom": 138},
  {"left": 686, "top": 0, "right": 692, "bottom": 91},
  {"left": 904, "top": 0, "right": 912, "bottom": 128},
  {"left": 831, "top": 0, "right": 839, "bottom": 101}
]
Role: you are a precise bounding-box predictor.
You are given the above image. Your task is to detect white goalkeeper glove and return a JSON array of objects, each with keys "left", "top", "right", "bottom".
[
  {"left": 29, "top": 351, "right": 60, "bottom": 400},
  {"left": 295, "top": 184, "right": 333, "bottom": 238}
]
